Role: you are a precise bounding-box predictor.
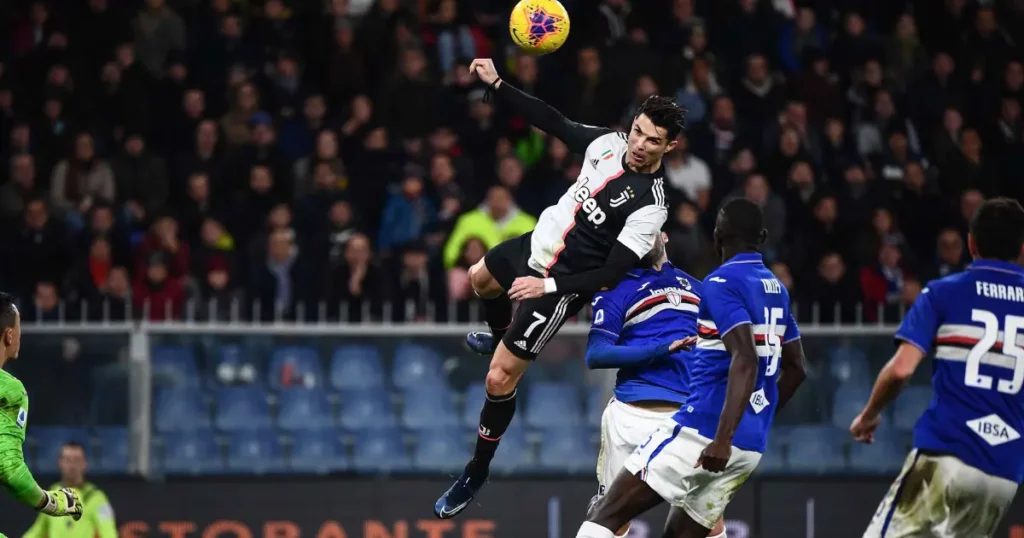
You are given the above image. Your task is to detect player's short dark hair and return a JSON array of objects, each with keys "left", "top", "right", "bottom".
[
  {"left": 62, "top": 441, "right": 86, "bottom": 454},
  {"left": 0, "top": 292, "right": 17, "bottom": 331},
  {"left": 636, "top": 96, "right": 686, "bottom": 140},
  {"left": 969, "top": 197, "right": 1024, "bottom": 261},
  {"left": 718, "top": 198, "right": 765, "bottom": 247}
]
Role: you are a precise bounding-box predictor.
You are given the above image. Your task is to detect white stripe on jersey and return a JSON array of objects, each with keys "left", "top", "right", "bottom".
[
  {"left": 623, "top": 289, "right": 700, "bottom": 319},
  {"left": 934, "top": 346, "right": 1020, "bottom": 370},
  {"left": 936, "top": 323, "right": 1024, "bottom": 347},
  {"left": 623, "top": 302, "right": 699, "bottom": 328},
  {"left": 698, "top": 319, "right": 717, "bottom": 330},
  {"left": 695, "top": 339, "right": 777, "bottom": 356}
]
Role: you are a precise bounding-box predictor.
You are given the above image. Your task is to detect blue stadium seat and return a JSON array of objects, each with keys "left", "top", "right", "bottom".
[
  {"left": 289, "top": 431, "right": 348, "bottom": 474},
  {"left": 525, "top": 382, "right": 581, "bottom": 428},
  {"left": 30, "top": 427, "right": 89, "bottom": 474},
  {"left": 462, "top": 382, "right": 488, "bottom": 428},
  {"left": 154, "top": 386, "right": 212, "bottom": 432},
  {"left": 161, "top": 431, "right": 223, "bottom": 474},
  {"left": 831, "top": 383, "right": 871, "bottom": 429},
  {"left": 94, "top": 427, "right": 130, "bottom": 475},
  {"left": 848, "top": 431, "right": 907, "bottom": 475},
  {"left": 893, "top": 386, "right": 933, "bottom": 431},
  {"left": 488, "top": 425, "right": 535, "bottom": 475},
  {"left": 151, "top": 345, "right": 199, "bottom": 387},
  {"left": 208, "top": 345, "right": 261, "bottom": 387},
  {"left": 585, "top": 388, "right": 607, "bottom": 428},
  {"left": 214, "top": 387, "right": 272, "bottom": 431},
  {"left": 414, "top": 429, "right": 470, "bottom": 472},
  {"left": 225, "top": 431, "right": 287, "bottom": 474},
  {"left": 401, "top": 387, "right": 459, "bottom": 430},
  {"left": 277, "top": 388, "right": 335, "bottom": 431},
  {"left": 339, "top": 390, "right": 397, "bottom": 430},
  {"left": 268, "top": 346, "right": 323, "bottom": 389},
  {"left": 537, "top": 427, "right": 592, "bottom": 473},
  {"left": 756, "top": 447, "right": 787, "bottom": 475},
  {"left": 828, "top": 347, "right": 871, "bottom": 387},
  {"left": 352, "top": 429, "right": 411, "bottom": 472},
  {"left": 785, "top": 425, "right": 847, "bottom": 474},
  {"left": 391, "top": 344, "right": 446, "bottom": 389},
  {"left": 330, "top": 345, "right": 385, "bottom": 390},
  {"left": 90, "top": 367, "right": 130, "bottom": 425}
]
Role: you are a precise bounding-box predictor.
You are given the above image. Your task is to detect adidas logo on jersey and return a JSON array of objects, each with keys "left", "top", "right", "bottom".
[
  {"left": 515, "top": 340, "right": 528, "bottom": 350},
  {"left": 966, "top": 414, "right": 1020, "bottom": 446},
  {"left": 589, "top": 158, "right": 600, "bottom": 168}
]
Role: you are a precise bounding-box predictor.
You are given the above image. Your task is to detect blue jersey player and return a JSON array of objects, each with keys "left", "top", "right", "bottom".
[
  {"left": 851, "top": 197, "right": 1024, "bottom": 538},
  {"left": 585, "top": 232, "right": 726, "bottom": 538},
  {"left": 576, "top": 198, "right": 807, "bottom": 538}
]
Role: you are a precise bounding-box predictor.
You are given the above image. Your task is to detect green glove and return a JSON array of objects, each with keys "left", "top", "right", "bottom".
[{"left": 39, "top": 487, "right": 83, "bottom": 520}]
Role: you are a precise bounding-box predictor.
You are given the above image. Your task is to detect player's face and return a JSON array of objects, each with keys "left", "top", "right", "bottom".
[
  {"left": 627, "top": 115, "right": 677, "bottom": 169},
  {"left": 58, "top": 446, "right": 87, "bottom": 484}
]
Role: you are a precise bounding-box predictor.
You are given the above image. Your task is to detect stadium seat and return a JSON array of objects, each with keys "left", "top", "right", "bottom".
[
  {"left": 461, "top": 382, "right": 488, "bottom": 428},
  {"left": 330, "top": 345, "right": 385, "bottom": 390},
  {"left": 893, "top": 386, "right": 933, "bottom": 431},
  {"left": 151, "top": 345, "right": 199, "bottom": 387},
  {"left": 289, "top": 430, "right": 348, "bottom": 474},
  {"left": 525, "top": 382, "right": 581, "bottom": 428},
  {"left": 848, "top": 431, "right": 907, "bottom": 475},
  {"left": 756, "top": 447, "right": 787, "bottom": 475},
  {"left": 93, "top": 427, "right": 130, "bottom": 475},
  {"left": 339, "top": 390, "right": 397, "bottom": 430},
  {"left": 30, "top": 427, "right": 89, "bottom": 474},
  {"left": 785, "top": 425, "right": 847, "bottom": 474},
  {"left": 401, "top": 387, "right": 459, "bottom": 430},
  {"left": 828, "top": 347, "right": 871, "bottom": 387},
  {"left": 414, "top": 429, "right": 470, "bottom": 472},
  {"left": 391, "top": 344, "right": 447, "bottom": 389},
  {"left": 267, "top": 346, "right": 323, "bottom": 389},
  {"left": 585, "top": 388, "right": 609, "bottom": 428},
  {"left": 537, "top": 427, "right": 593, "bottom": 473},
  {"left": 488, "top": 425, "right": 535, "bottom": 475},
  {"left": 90, "top": 367, "right": 130, "bottom": 425},
  {"left": 214, "top": 387, "right": 272, "bottom": 431},
  {"left": 831, "top": 383, "right": 872, "bottom": 429},
  {"left": 154, "top": 386, "right": 212, "bottom": 432},
  {"left": 352, "top": 428, "right": 411, "bottom": 472},
  {"left": 208, "top": 344, "right": 261, "bottom": 387},
  {"left": 225, "top": 431, "right": 287, "bottom": 474},
  {"left": 161, "top": 431, "right": 223, "bottom": 474},
  {"left": 277, "top": 388, "right": 335, "bottom": 431}
]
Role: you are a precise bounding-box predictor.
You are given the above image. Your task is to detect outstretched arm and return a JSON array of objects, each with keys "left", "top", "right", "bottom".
[
  {"left": 0, "top": 438, "right": 46, "bottom": 510},
  {"left": 470, "top": 58, "right": 612, "bottom": 154}
]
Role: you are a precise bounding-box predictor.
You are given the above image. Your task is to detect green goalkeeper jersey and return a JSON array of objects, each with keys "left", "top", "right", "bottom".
[{"left": 0, "top": 368, "right": 45, "bottom": 507}]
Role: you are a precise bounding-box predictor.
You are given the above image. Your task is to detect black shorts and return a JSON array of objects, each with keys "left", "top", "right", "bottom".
[{"left": 483, "top": 233, "right": 591, "bottom": 361}]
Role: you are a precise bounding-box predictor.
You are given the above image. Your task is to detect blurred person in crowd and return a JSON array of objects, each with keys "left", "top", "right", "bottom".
[
  {"left": 836, "top": 163, "right": 880, "bottom": 234},
  {"left": 779, "top": 7, "right": 826, "bottom": 75},
  {"left": 894, "top": 161, "right": 946, "bottom": 261},
  {"left": 789, "top": 50, "right": 843, "bottom": 124},
  {"left": 923, "top": 228, "right": 967, "bottom": 282},
  {"left": 734, "top": 174, "right": 785, "bottom": 262},
  {"left": 112, "top": 131, "right": 168, "bottom": 228},
  {"left": 234, "top": 112, "right": 291, "bottom": 199},
  {"left": 797, "top": 193, "right": 849, "bottom": 275},
  {"left": 663, "top": 133, "right": 710, "bottom": 210},
  {"left": 23, "top": 280, "right": 62, "bottom": 324},
  {"left": 90, "top": 266, "right": 131, "bottom": 321},
  {"left": 50, "top": 132, "right": 116, "bottom": 230},
  {"left": 293, "top": 129, "right": 345, "bottom": 197},
  {"left": 379, "top": 169, "right": 436, "bottom": 254},
  {"left": 167, "top": 88, "right": 206, "bottom": 155},
  {"left": 427, "top": 152, "right": 463, "bottom": 203},
  {"left": 155, "top": 52, "right": 190, "bottom": 136},
  {"left": 426, "top": 0, "right": 476, "bottom": 74},
  {"left": 250, "top": 0, "right": 297, "bottom": 62},
  {"left": 132, "top": 0, "right": 185, "bottom": 75},
  {"left": 325, "top": 20, "right": 366, "bottom": 106},
  {"left": 192, "top": 218, "right": 235, "bottom": 286},
  {"left": 11, "top": 1, "right": 58, "bottom": 55},
  {"left": 221, "top": 83, "right": 261, "bottom": 148},
  {"left": 690, "top": 96, "right": 745, "bottom": 167},
  {"left": 0, "top": 154, "right": 38, "bottom": 224},
  {"left": 907, "top": 51, "right": 963, "bottom": 135},
  {"left": 7, "top": 198, "right": 72, "bottom": 300},
  {"left": 196, "top": 249, "right": 238, "bottom": 322},
  {"left": 495, "top": 154, "right": 526, "bottom": 202},
  {"left": 202, "top": 13, "right": 258, "bottom": 90},
  {"left": 2, "top": 122, "right": 34, "bottom": 169},
  {"left": 443, "top": 185, "right": 536, "bottom": 269},
  {"left": 521, "top": 137, "right": 572, "bottom": 217},
  {"left": 316, "top": 198, "right": 359, "bottom": 268},
  {"left": 964, "top": 7, "right": 1015, "bottom": 78},
  {"left": 72, "top": 236, "right": 115, "bottom": 306},
  {"left": 857, "top": 206, "right": 907, "bottom": 267},
  {"left": 734, "top": 53, "right": 784, "bottom": 128},
  {"left": 134, "top": 213, "right": 189, "bottom": 284},
  {"left": 175, "top": 119, "right": 225, "bottom": 204},
  {"left": 930, "top": 107, "right": 963, "bottom": 168},
  {"left": 781, "top": 161, "right": 818, "bottom": 231},
  {"left": 22, "top": 442, "right": 118, "bottom": 538},
  {"left": 266, "top": 51, "right": 304, "bottom": 120},
  {"left": 856, "top": 89, "right": 920, "bottom": 159},
  {"left": 765, "top": 100, "right": 821, "bottom": 165},
  {"left": 563, "top": 46, "right": 624, "bottom": 128},
  {"left": 325, "top": 231, "right": 379, "bottom": 320},
  {"left": 79, "top": 203, "right": 130, "bottom": 268},
  {"left": 378, "top": 47, "right": 439, "bottom": 140},
  {"left": 179, "top": 172, "right": 220, "bottom": 247},
  {"left": 133, "top": 251, "right": 184, "bottom": 321},
  {"left": 448, "top": 237, "right": 488, "bottom": 301},
  {"left": 770, "top": 261, "right": 794, "bottom": 295},
  {"left": 665, "top": 201, "right": 714, "bottom": 279},
  {"left": 231, "top": 164, "right": 278, "bottom": 246},
  {"left": 833, "top": 12, "right": 883, "bottom": 76},
  {"left": 459, "top": 88, "right": 502, "bottom": 177},
  {"left": 860, "top": 239, "right": 913, "bottom": 323},
  {"left": 247, "top": 203, "right": 294, "bottom": 277},
  {"left": 871, "top": 127, "right": 923, "bottom": 197},
  {"left": 957, "top": 189, "right": 985, "bottom": 236},
  {"left": 800, "top": 252, "right": 858, "bottom": 324},
  {"left": 674, "top": 56, "right": 721, "bottom": 126},
  {"left": 885, "top": 13, "right": 928, "bottom": 90},
  {"left": 387, "top": 241, "right": 445, "bottom": 322},
  {"left": 764, "top": 127, "right": 812, "bottom": 193},
  {"left": 250, "top": 228, "right": 309, "bottom": 321},
  {"left": 938, "top": 126, "right": 1000, "bottom": 201},
  {"left": 620, "top": 76, "right": 659, "bottom": 129}
]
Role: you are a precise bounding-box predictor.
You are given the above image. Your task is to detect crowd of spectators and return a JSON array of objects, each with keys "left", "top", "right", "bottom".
[{"left": 0, "top": 0, "right": 1021, "bottom": 324}]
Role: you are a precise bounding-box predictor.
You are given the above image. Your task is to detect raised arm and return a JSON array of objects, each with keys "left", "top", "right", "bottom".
[{"left": 470, "top": 58, "right": 612, "bottom": 154}]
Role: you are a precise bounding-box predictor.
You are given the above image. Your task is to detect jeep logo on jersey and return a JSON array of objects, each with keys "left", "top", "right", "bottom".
[
  {"left": 966, "top": 414, "right": 1020, "bottom": 446},
  {"left": 573, "top": 184, "right": 607, "bottom": 225}
]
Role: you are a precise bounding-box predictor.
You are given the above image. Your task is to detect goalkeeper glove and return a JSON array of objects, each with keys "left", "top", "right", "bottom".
[{"left": 39, "top": 487, "right": 83, "bottom": 520}]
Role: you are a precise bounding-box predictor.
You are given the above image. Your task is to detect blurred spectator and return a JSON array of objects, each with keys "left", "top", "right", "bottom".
[
  {"left": 221, "top": 83, "right": 261, "bottom": 148},
  {"left": 50, "top": 132, "right": 116, "bottom": 230},
  {"left": 25, "top": 281, "right": 62, "bottom": 323},
  {"left": 379, "top": 170, "right": 436, "bottom": 253},
  {"left": 666, "top": 201, "right": 714, "bottom": 278},
  {"left": 801, "top": 252, "right": 859, "bottom": 324},
  {"left": 778, "top": 7, "right": 826, "bottom": 75},
  {"left": 443, "top": 185, "right": 536, "bottom": 269},
  {"left": 885, "top": 14, "right": 928, "bottom": 90},
  {"left": 6, "top": 198, "right": 72, "bottom": 300},
  {"left": 448, "top": 237, "right": 487, "bottom": 301},
  {"left": 134, "top": 251, "right": 184, "bottom": 321},
  {"left": 938, "top": 127, "right": 1000, "bottom": 201},
  {"left": 325, "top": 232, "right": 380, "bottom": 321},
  {"left": 789, "top": 52, "right": 844, "bottom": 126},
  {"left": 734, "top": 54, "right": 784, "bottom": 128},
  {"left": 132, "top": 0, "right": 185, "bottom": 75},
  {"left": 860, "top": 240, "right": 913, "bottom": 322},
  {"left": 736, "top": 174, "right": 785, "bottom": 262},
  {"left": 923, "top": 228, "right": 967, "bottom": 283},
  {"left": 386, "top": 242, "right": 446, "bottom": 322},
  {"left": 72, "top": 236, "right": 115, "bottom": 305},
  {"left": 134, "top": 213, "right": 189, "bottom": 283},
  {"left": 249, "top": 228, "right": 309, "bottom": 321},
  {"left": 294, "top": 129, "right": 345, "bottom": 198},
  {"left": 112, "top": 131, "right": 169, "bottom": 227},
  {"left": 664, "top": 134, "right": 710, "bottom": 209},
  {"left": 91, "top": 266, "right": 130, "bottom": 321},
  {"left": 0, "top": 154, "right": 38, "bottom": 223}
]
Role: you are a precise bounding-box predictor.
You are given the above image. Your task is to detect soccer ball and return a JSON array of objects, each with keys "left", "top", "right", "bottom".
[{"left": 509, "top": 0, "right": 570, "bottom": 56}]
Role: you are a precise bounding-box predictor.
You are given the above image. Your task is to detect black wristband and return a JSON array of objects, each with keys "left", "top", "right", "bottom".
[{"left": 483, "top": 78, "right": 502, "bottom": 104}]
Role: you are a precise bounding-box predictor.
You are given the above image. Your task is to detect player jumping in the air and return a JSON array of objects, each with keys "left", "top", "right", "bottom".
[
  {"left": 434, "top": 58, "right": 685, "bottom": 519},
  {"left": 577, "top": 199, "right": 807, "bottom": 538},
  {"left": 0, "top": 292, "right": 84, "bottom": 521},
  {"left": 586, "top": 232, "right": 726, "bottom": 538},
  {"left": 850, "top": 197, "right": 1024, "bottom": 538}
]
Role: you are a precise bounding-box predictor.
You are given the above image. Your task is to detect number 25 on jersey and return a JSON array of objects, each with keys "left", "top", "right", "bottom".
[{"left": 966, "top": 309, "right": 1024, "bottom": 395}]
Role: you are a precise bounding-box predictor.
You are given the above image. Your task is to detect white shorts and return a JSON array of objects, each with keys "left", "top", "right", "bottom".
[
  {"left": 623, "top": 418, "right": 761, "bottom": 530},
  {"left": 596, "top": 398, "right": 676, "bottom": 496},
  {"left": 863, "top": 450, "right": 1018, "bottom": 538}
]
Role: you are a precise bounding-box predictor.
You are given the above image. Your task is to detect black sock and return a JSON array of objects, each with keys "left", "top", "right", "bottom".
[
  {"left": 481, "top": 294, "right": 512, "bottom": 342},
  {"left": 472, "top": 389, "right": 517, "bottom": 468}
]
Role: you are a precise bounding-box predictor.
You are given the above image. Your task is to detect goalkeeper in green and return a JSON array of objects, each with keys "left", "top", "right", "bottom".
[{"left": 0, "top": 292, "right": 83, "bottom": 521}]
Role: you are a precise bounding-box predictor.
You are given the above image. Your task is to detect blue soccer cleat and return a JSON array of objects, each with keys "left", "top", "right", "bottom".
[
  {"left": 466, "top": 331, "right": 497, "bottom": 355},
  {"left": 434, "top": 461, "right": 489, "bottom": 519}
]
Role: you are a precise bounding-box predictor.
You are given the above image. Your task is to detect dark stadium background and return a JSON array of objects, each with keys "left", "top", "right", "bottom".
[{"left": 0, "top": 0, "right": 1023, "bottom": 536}]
